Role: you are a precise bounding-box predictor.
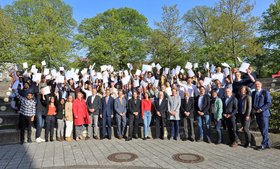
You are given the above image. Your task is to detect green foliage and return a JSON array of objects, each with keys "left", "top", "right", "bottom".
[
  {"left": 258, "top": 0, "right": 280, "bottom": 77},
  {"left": 0, "top": 9, "right": 18, "bottom": 62},
  {"left": 270, "top": 92, "right": 280, "bottom": 133},
  {"left": 76, "top": 7, "right": 151, "bottom": 70},
  {"left": 148, "top": 5, "right": 187, "bottom": 68},
  {"left": 4, "top": 0, "right": 77, "bottom": 68},
  {"left": 183, "top": 0, "right": 263, "bottom": 67}
]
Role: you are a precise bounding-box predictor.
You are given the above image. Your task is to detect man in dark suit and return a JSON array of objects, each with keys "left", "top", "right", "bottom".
[
  {"left": 126, "top": 91, "right": 141, "bottom": 141},
  {"left": 86, "top": 87, "right": 101, "bottom": 139},
  {"left": 195, "top": 86, "right": 211, "bottom": 143},
  {"left": 252, "top": 81, "right": 272, "bottom": 150},
  {"left": 180, "top": 91, "right": 195, "bottom": 141},
  {"left": 100, "top": 88, "right": 114, "bottom": 139},
  {"left": 223, "top": 87, "right": 238, "bottom": 147},
  {"left": 154, "top": 91, "right": 168, "bottom": 139}
]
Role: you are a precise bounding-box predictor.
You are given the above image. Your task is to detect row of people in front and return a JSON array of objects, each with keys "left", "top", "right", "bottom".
[{"left": 18, "top": 80, "right": 272, "bottom": 150}]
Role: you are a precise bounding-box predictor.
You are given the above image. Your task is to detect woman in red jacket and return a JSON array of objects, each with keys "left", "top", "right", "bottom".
[{"left": 72, "top": 92, "right": 90, "bottom": 141}]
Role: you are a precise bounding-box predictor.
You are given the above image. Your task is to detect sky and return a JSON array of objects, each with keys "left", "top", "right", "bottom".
[{"left": 0, "top": 0, "right": 275, "bottom": 28}]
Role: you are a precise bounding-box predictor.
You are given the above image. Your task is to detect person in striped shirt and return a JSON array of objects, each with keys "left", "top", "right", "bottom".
[{"left": 17, "top": 92, "right": 36, "bottom": 144}]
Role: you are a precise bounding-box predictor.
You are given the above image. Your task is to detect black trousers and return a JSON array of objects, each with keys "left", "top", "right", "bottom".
[
  {"left": 155, "top": 115, "right": 166, "bottom": 139},
  {"left": 19, "top": 113, "right": 33, "bottom": 142},
  {"left": 45, "top": 115, "right": 56, "bottom": 141},
  {"left": 128, "top": 114, "right": 139, "bottom": 138},
  {"left": 225, "top": 116, "right": 238, "bottom": 144}
]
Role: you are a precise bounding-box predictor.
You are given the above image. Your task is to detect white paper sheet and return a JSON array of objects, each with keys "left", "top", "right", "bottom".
[{"left": 239, "top": 62, "right": 250, "bottom": 73}]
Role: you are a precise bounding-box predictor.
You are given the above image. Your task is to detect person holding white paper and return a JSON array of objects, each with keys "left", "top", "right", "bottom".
[
  {"left": 211, "top": 67, "right": 225, "bottom": 85},
  {"left": 177, "top": 77, "right": 199, "bottom": 98},
  {"left": 241, "top": 65, "right": 256, "bottom": 89}
]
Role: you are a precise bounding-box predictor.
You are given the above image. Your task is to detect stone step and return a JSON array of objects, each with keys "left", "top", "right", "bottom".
[
  {"left": 27, "top": 125, "right": 267, "bottom": 146},
  {"left": 0, "top": 112, "right": 19, "bottom": 130},
  {"left": 0, "top": 129, "right": 20, "bottom": 145}
]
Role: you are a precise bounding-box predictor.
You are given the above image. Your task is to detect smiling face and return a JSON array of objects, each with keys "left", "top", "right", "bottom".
[{"left": 255, "top": 81, "right": 262, "bottom": 91}]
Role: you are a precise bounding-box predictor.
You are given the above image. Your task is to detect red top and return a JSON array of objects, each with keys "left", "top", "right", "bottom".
[
  {"left": 47, "top": 105, "right": 56, "bottom": 116},
  {"left": 141, "top": 99, "right": 152, "bottom": 118}
]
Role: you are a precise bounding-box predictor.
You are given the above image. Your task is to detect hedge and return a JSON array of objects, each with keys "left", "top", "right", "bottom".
[{"left": 270, "top": 92, "right": 280, "bottom": 133}]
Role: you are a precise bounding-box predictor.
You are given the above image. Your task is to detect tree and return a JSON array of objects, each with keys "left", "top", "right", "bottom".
[
  {"left": 76, "top": 8, "right": 151, "bottom": 70},
  {"left": 258, "top": 0, "right": 280, "bottom": 76},
  {"left": 4, "top": 0, "right": 77, "bottom": 68},
  {"left": 148, "top": 5, "right": 186, "bottom": 68},
  {"left": 183, "top": 0, "right": 262, "bottom": 67},
  {"left": 183, "top": 6, "right": 222, "bottom": 64},
  {"left": 0, "top": 8, "right": 18, "bottom": 62},
  {"left": 214, "top": 0, "right": 262, "bottom": 66}
]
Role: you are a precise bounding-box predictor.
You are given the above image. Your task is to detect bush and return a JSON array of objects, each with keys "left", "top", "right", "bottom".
[{"left": 270, "top": 92, "right": 280, "bottom": 133}]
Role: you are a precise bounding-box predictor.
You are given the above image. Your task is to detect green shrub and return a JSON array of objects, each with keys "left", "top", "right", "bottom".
[{"left": 270, "top": 92, "right": 280, "bottom": 133}]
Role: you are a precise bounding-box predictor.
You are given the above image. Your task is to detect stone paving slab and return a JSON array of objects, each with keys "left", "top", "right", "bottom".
[{"left": 0, "top": 139, "right": 280, "bottom": 169}]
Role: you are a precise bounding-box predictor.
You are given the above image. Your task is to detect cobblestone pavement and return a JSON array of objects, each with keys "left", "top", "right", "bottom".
[{"left": 0, "top": 139, "right": 280, "bottom": 169}]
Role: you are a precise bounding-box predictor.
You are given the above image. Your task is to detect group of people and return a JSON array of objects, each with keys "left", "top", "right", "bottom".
[{"left": 10, "top": 62, "right": 272, "bottom": 150}]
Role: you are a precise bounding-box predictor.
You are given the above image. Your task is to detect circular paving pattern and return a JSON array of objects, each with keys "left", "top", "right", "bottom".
[
  {"left": 107, "top": 152, "right": 138, "bottom": 162},
  {"left": 172, "top": 153, "right": 204, "bottom": 164}
]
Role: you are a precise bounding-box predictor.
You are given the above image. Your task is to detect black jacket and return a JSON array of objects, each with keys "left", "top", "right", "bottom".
[
  {"left": 223, "top": 96, "right": 238, "bottom": 116},
  {"left": 153, "top": 98, "right": 168, "bottom": 118},
  {"left": 195, "top": 94, "right": 210, "bottom": 115},
  {"left": 127, "top": 98, "right": 141, "bottom": 115},
  {"left": 180, "top": 97, "right": 195, "bottom": 118}
]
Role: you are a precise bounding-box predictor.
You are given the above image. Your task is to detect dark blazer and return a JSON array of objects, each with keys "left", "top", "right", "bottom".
[
  {"left": 195, "top": 94, "right": 210, "bottom": 115},
  {"left": 223, "top": 96, "right": 238, "bottom": 116},
  {"left": 239, "top": 95, "right": 252, "bottom": 116},
  {"left": 127, "top": 98, "right": 141, "bottom": 115},
  {"left": 153, "top": 98, "right": 168, "bottom": 118},
  {"left": 180, "top": 97, "right": 194, "bottom": 118},
  {"left": 86, "top": 95, "right": 101, "bottom": 115},
  {"left": 101, "top": 96, "right": 114, "bottom": 117},
  {"left": 252, "top": 90, "right": 272, "bottom": 117}
]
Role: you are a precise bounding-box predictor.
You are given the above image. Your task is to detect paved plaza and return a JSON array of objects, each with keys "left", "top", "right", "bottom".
[{"left": 0, "top": 138, "right": 280, "bottom": 169}]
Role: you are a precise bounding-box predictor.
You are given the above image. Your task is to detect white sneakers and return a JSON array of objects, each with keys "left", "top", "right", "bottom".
[{"left": 36, "top": 137, "right": 45, "bottom": 143}]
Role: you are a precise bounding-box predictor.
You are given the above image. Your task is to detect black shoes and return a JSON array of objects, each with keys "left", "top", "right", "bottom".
[
  {"left": 126, "top": 137, "right": 132, "bottom": 141},
  {"left": 244, "top": 143, "right": 251, "bottom": 148}
]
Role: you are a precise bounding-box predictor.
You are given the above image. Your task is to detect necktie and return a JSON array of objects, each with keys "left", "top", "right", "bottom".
[
  {"left": 106, "top": 97, "right": 108, "bottom": 104},
  {"left": 254, "top": 91, "right": 259, "bottom": 108}
]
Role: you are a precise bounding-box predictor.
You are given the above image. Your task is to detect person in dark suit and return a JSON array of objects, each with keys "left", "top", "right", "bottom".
[
  {"left": 126, "top": 91, "right": 141, "bottom": 141},
  {"left": 252, "top": 81, "right": 272, "bottom": 150},
  {"left": 180, "top": 91, "right": 195, "bottom": 141},
  {"left": 154, "top": 91, "right": 168, "bottom": 140},
  {"left": 238, "top": 86, "right": 252, "bottom": 148},
  {"left": 86, "top": 87, "right": 101, "bottom": 139},
  {"left": 223, "top": 87, "right": 239, "bottom": 147},
  {"left": 114, "top": 90, "right": 127, "bottom": 139},
  {"left": 100, "top": 88, "right": 114, "bottom": 139},
  {"left": 195, "top": 86, "right": 211, "bottom": 143}
]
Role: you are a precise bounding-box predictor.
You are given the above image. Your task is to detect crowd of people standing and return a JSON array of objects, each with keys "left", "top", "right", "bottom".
[{"left": 9, "top": 62, "right": 272, "bottom": 150}]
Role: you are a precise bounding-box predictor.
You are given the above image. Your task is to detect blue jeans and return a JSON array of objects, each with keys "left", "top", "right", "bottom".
[
  {"left": 35, "top": 112, "right": 44, "bottom": 139},
  {"left": 170, "top": 120, "right": 179, "bottom": 139},
  {"left": 215, "top": 120, "right": 222, "bottom": 143},
  {"left": 197, "top": 115, "right": 211, "bottom": 140},
  {"left": 143, "top": 111, "right": 152, "bottom": 138}
]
